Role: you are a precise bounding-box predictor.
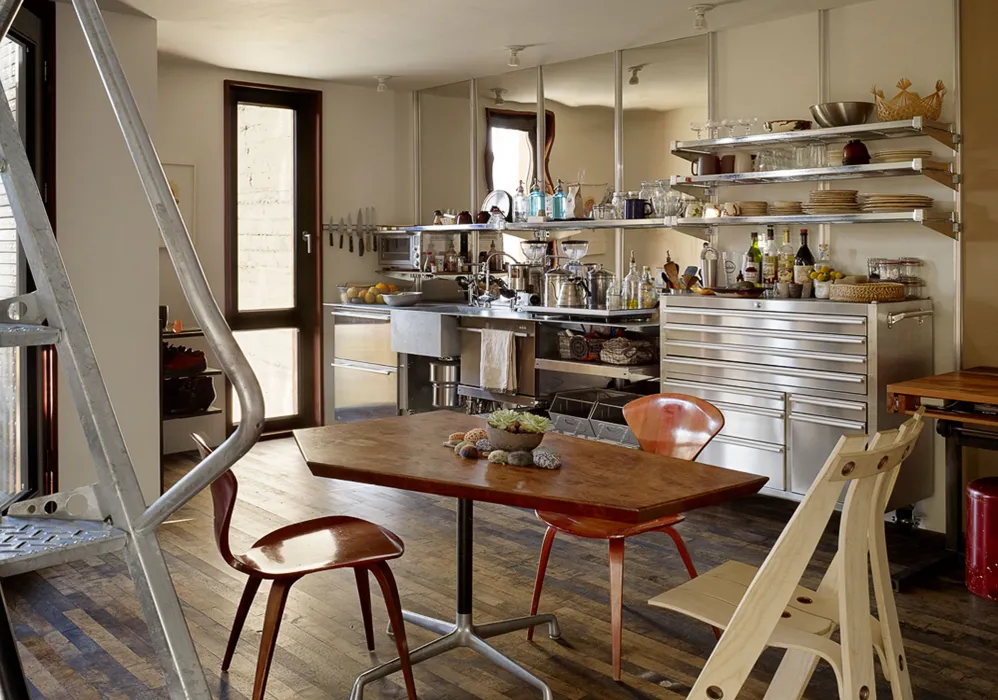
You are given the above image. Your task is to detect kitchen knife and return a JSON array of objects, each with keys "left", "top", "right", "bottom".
[
  {"left": 328, "top": 216, "right": 334, "bottom": 247},
  {"left": 357, "top": 208, "right": 365, "bottom": 256},
  {"left": 338, "top": 217, "right": 345, "bottom": 249},
  {"left": 347, "top": 212, "right": 354, "bottom": 253},
  {"left": 370, "top": 207, "right": 377, "bottom": 252}
]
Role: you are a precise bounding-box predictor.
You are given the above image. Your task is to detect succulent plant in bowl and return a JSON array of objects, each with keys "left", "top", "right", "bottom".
[{"left": 486, "top": 410, "right": 552, "bottom": 452}]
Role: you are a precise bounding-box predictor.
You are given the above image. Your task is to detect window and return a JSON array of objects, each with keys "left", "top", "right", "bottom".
[{"left": 484, "top": 109, "right": 555, "bottom": 194}]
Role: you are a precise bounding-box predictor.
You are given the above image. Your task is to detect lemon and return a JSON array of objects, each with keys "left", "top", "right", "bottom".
[
  {"left": 820, "top": 265, "right": 831, "bottom": 273},
  {"left": 809, "top": 271, "right": 818, "bottom": 280},
  {"left": 832, "top": 271, "right": 844, "bottom": 280}
]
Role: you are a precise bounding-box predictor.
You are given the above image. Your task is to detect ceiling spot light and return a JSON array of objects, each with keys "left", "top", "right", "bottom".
[
  {"left": 507, "top": 46, "right": 525, "bottom": 68},
  {"left": 690, "top": 4, "right": 714, "bottom": 31},
  {"left": 492, "top": 88, "right": 507, "bottom": 106},
  {"left": 376, "top": 76, "right": 391, "bottom": 93},
  {"left": 628, "top": 65, "right": 646, "bottom": 86}
]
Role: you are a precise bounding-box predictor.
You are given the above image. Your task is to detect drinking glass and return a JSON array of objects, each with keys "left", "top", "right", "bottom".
[
  {"left": 704, "top": 119, "right": 719, "bottom": 139},
  {"left": 809, "top": 144, "right": 827, "bottom": 168},
  {"left": 721, "top": 252, "right": 737, "bottom": 286},
  {"left": 690, "top": 122, "right": 704, "bottom": 140},
  {"left": 793, "top": 145, "right": 811, "bottom": 170},
  {"left": 721, "top": 119, "right": 736, "bottom": 138}
]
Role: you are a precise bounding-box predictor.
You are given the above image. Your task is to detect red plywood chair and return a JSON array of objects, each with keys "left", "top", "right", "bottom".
[{"left": 526, "top": 394, "right": 724, "bottom": 680}]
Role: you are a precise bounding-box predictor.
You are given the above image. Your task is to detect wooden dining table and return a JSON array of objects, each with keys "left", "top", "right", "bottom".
[{"left": 294, "top": 411, "right": 768, "bottom": 700}]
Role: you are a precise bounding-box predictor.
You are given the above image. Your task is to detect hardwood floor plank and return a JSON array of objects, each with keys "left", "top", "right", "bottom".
[{"left": 2, "top": 437, "right": 993, "bottom": 699}]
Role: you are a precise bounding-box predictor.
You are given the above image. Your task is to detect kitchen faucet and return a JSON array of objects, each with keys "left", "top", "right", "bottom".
[{"left": 470, "top": 251, "right": 519, "bottom": 307}]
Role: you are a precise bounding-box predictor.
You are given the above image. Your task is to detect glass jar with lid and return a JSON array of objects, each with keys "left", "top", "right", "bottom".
[
  {"left": 899, "top": 257, "right": 923, "bottom": 278},
  {"left": 877, "top": 259, "right": 902, "bottom": 281},
  {"left": 639, "top": 181, "right": 657, "bottom": 204}
]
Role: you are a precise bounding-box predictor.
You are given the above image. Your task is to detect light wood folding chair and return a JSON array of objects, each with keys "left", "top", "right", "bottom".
[{"left": 648, "top": 409, "right": 926, "bottom": 700}]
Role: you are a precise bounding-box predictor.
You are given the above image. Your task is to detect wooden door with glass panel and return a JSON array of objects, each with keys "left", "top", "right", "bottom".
[{"left": 224, "top": 82, "right": 321, "bottom": 433}]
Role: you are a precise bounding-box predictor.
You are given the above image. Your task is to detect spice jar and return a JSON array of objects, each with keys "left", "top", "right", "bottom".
[{"left": 902, "top": 277, "right": 924, "bottom": 299}]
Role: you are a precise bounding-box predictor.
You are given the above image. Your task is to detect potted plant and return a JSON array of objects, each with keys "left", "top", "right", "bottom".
[{"left": 485, "top": 409, "right": 552, "bottom": 452}]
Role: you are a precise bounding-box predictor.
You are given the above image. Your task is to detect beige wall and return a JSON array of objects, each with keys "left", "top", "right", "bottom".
[
  {"left": 157, "top": 59, "right": 413, "bottom": 451},
  {"left": 712, "top": 0, "right": 957, "bottom": 531},
  {"left": 56, "top": 5, "right": 161, "bottom": 502}
]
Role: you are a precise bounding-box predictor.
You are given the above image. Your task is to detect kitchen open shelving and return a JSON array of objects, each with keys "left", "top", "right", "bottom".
[
  {"left": 670, "top": 117, "right": 957, "bottom": 161},
  {"left": 670, "top": 158, "right": 958, "bottom": 194},
  {"left": 535, "top": 357, "right": 659, "bottom": 382},
  {"left": 673, "top": 210, "right": 959, "bottom": 239}
]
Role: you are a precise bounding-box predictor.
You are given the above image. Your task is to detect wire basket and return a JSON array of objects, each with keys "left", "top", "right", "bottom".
[{"left": 872, "top": 79, "right": 946, "bottom": 122}]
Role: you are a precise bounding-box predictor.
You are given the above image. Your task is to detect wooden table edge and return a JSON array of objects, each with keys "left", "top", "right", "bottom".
[{"left": 304, "top": 459, "right": 769, "bottom": 524}]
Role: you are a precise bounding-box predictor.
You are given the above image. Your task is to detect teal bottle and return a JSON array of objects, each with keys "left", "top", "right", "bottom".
[
  {"left": 551, "top": 179, "right": 567, "bottom": 220},
  {"left": 529, "top": 178, "right": 545, "bottom": 217}
]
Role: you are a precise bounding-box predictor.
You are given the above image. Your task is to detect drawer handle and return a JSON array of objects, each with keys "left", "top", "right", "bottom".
[
  {"left": 664, "top": 307, "right": 866, "bottom": 325},
  {"left": 331, "top": 311, "right": 390, "bottom": 321},
  {"left": 790, "top": 413, "right": 866, "bottom": 431},
  {"left": 662, "top": 378, "right": 786, "bottom": 401},
  {"left": 664, "top": 356, "right": 866, "bottom": 383},
  {"left": 331, "top": 361, "right": 396, "bottom": 375},
  {"left": 790, "top": 395, "right": 866, "bottom": 412},
  {"left": 710, "top": 400, "right": 785, "bottom": 419},
  {"left": 460, "top": 328, "right": 530, "bottom": 338},
  {"left": 711, "top": 434, "right": 785, "bottom": 453},
  {"left": 665, "top": 340, "right": 866, "bottom": 364},
  {"left": 663, "top": 322, "right": 866, "bottom": 344}
]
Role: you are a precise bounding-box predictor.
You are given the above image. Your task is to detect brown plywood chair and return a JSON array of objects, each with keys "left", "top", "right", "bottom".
[
  {"left": 526, "top": 394, "right": 725, "bottom": 680},
  {"left": 190, "top": 434, "right": 417, "bottom": 700}
]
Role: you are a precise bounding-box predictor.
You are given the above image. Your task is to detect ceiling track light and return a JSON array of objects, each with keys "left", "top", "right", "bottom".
[
  {"left": 507, "top": 45, "right": 525, "bottom": 68},
  {"left": 376, "top": 76, "right": 391, "bottom": 93},
  {"left": 491, "top": 88, "right": 507, "bottom": 106},
  {"left": 628, "top": 64, "right": 646, "bottom": 86},
  {"left": 690, "top": 4, "right": 714, "bottom": 31}
]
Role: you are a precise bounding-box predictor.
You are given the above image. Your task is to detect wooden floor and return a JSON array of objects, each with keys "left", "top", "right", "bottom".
[{"left": 4, "top": 438, "right": 997, "bottom": 700}]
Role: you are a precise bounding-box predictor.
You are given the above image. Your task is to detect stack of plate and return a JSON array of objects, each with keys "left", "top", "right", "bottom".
[
  {"left": 860, "top": 194, "right": 934, "bottom": 212},
  {"left": 733, "top": 201, "right": 768, "bottom": 217},
  {"left": 803, "top": 190, "right": 859, "bottom": 214},
  {"left": 768, "top": 201, "right": 803, "bottom": 216},
  {"left": 872, "top": 149, "right": 933, "bottom": 163}
]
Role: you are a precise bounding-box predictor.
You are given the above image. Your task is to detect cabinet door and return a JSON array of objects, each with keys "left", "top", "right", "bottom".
[
  {"left": 332, "top": 360, "right": 397, "bottom": 422},
  {"left": 697, "top": 434, "right": 785, "bottom": 491},
  {"left": 789, "top": 412, "right": 866, "bottom": 495},
  {"left": 332, "top": 312, "right": 395, "bottom": 367}
]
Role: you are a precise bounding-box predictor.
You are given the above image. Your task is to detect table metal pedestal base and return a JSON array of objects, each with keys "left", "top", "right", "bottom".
[{"left": 349, "top": 499, "right": 561, "bottom": 700}]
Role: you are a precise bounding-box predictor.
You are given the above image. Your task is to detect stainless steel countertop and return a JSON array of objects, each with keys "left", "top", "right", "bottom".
[{"left": 324, "top": 301, "right": 655, "bottom": 324}]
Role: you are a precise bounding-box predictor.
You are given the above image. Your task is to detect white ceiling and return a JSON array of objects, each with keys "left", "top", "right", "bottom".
[{"left": 121, "top": 0, "right": 869, "bottom": 91}]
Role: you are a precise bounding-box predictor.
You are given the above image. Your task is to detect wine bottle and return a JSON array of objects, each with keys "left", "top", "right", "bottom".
[
  {"left": 761, "top": 226, "right": 777, "bottom": 289},
  {"left": 794, "top": 228, "right": 815, "bottom": 287}
]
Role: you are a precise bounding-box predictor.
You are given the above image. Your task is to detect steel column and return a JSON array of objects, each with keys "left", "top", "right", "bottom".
[{"left": 613, "top": 49, "right": 624, "bottom": 279}]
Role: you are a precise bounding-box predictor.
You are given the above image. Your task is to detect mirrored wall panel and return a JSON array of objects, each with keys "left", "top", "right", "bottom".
[
  {"left": 419, "top": 80, "right": 471, "bottom": 224},
  {"left": 622, "top": 35, "right": 709, "bottom": 273},
  {"left": 475, "top": 68, "right": 538, "bottom": 209}
]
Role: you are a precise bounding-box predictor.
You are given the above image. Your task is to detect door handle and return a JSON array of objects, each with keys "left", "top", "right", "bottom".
[{"left": 302, "top": 230, "right": 312, "bottom": 254}]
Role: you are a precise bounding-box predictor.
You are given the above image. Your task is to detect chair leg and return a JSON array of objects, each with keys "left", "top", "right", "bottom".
[
  {"left": 223, "top": 575, "right": 261, "bottom": 672},
  {"left": 661, "top": 526, "right": 720, "bottom": 640},
  {"left": 355, "top": 568, "right": 376, "bottom": 651},
  {"left": 369, "top": 562, "right": 418, "bottom": 700},
  {"left": 252, "top": 578, "right": 296, "bottom": 700},
  {"left": 608, "top": 538, "right": 625, "bottom": 682},
  {"left": 661, "top": 525, "right": 698, "bottom": 579},
  {"left": 526, "top": 526, "right": 557, "bottom": 642}
]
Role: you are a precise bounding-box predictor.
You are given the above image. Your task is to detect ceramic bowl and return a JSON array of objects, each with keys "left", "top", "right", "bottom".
[{"left": 486, "top": 426, "right": 544, "bottom": 452}]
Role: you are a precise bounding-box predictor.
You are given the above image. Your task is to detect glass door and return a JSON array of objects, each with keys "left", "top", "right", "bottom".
[
  {"left": 0, "top": 3, "right": 49, "bottom": 509},
  {"left": 224, "top": 82, "right": 322, "bottom": 433}
]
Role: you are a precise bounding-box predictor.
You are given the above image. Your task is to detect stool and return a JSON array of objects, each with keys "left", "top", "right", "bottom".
[{"left": 967, "top": 477, "right": 998, "bottom": 601}]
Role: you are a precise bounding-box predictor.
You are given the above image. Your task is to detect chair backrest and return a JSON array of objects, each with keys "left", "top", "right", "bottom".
[
  {"left": 190, "top": 433, "right": 238, "bottom": 567},
  {"left": 688, "top": 409, "right": 926, "bottom": 700},
  {"left": 622, "top": 393, "right": 725, "bottom": 460}
]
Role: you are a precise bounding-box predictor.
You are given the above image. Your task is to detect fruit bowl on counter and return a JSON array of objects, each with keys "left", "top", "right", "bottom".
[{"left": 338, "top": 282, "right": 402, "bottom": 305}]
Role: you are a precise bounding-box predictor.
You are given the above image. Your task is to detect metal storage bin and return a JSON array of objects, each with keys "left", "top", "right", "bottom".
[{"left": 549, "top": 389, "right": 640, "bottom": 446}]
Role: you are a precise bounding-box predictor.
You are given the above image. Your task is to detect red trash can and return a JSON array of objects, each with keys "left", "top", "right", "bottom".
[{"left": 967, "top": 477, "right": 998, "bottom": 600}]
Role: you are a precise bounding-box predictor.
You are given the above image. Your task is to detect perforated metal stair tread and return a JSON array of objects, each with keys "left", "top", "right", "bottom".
[
  {"left": 0, "top": 322, "right": 59, "bottom": 347},
  {"left": 0, "top": 517, "right": 126, "bottom": 577}
]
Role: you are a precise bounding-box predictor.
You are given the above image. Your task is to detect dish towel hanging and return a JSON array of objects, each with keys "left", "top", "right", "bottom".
[{"left": 480, "top": 329, "right": 517, "bottom": 393}]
